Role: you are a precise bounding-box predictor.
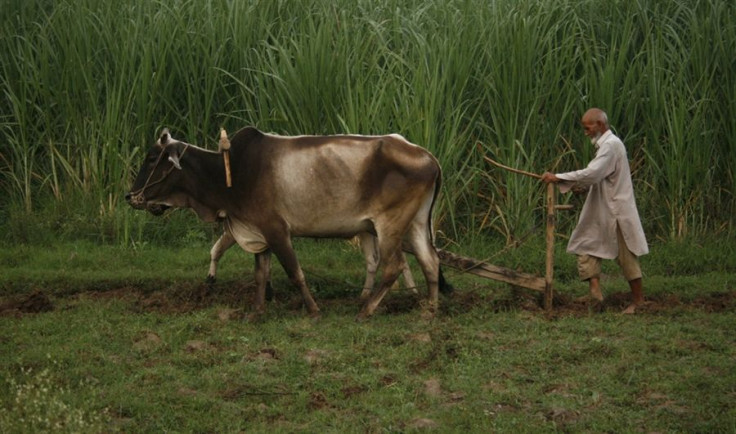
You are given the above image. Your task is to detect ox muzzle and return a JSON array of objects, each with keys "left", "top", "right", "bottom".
[
  {"left": 125, "top": 192, "right": 169, "bottom": 215},
  {"left": 125, "top": 192, "right": 170, "bottom": 216},
  {"left": 125, "top": 191, "right": 146, "bottom": 208}
]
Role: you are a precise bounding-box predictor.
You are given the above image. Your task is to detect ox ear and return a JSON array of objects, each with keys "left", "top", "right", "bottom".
[
  {"left": 157, "top": 128, "right": 171, "bottom": 147},
  {"left": 167, "top": 143, "right": 183, "bottom": 170}
]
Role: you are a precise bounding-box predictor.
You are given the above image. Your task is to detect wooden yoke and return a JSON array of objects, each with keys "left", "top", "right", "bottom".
[{"left": 219, "top": 128, "right": 232, "bottom": 188}]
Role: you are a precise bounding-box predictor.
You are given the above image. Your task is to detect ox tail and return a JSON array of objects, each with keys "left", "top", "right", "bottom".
[
  {"left": 439, "top": 268, "right": 454, "bottom": 295},
  {"left": 429, "top": 163, "right": 454, "bottom": 296}
]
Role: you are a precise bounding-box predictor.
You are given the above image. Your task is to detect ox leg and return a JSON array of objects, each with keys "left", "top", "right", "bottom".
[
  {"left": 358, "top": 237, "right": 403, "bottom": 320},
  {"left": 270, "top": 239, "right": 321, "bottom": 318},
  {"left": 406, "top": 224, "right": 441, "bottom": 316},
  {"left": 207, "top": 230, "right": 236, "bottom": 284},
  {"left": 360, "top": 234, "right": 412, "bottom": 296},
  {"left": 250, "top": 250, "right": 272, "bottom": 321},
  {"left": 359, "top": 233, "right": 379, "bottom": 300},
  {"left": 399, "top": 252, "right": 418, "bottom": 294}
]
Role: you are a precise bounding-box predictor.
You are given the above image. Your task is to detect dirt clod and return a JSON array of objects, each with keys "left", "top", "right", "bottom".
[{"left": 406, "top": 418, "right": 439, "bottom": 429}]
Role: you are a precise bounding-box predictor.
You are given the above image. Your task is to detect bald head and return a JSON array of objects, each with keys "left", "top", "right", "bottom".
[
  {"left": 581, "top": 108, "right": 609, "bottom": 142},
  {"left": 582, "top": 108, "right": 608, "bottom": 125}
]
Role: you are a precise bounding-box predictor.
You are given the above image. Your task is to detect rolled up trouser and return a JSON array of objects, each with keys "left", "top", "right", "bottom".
[{"left": 577, "top": 224, "right": 642, "bottom": 281}]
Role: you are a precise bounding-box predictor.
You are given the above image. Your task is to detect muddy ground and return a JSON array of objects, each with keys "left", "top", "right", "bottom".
[{"left": 2, "top": 281, "right": 734, "bottom": 319}]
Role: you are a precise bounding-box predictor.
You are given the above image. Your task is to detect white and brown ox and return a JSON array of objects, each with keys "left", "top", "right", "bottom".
[{"left": 126, "top": 127, "right": 449, "bottom": 320}]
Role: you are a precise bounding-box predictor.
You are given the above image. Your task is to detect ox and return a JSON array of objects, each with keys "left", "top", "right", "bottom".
[{"left": 126, "top": 127, "right": 449, "bottom": 320}]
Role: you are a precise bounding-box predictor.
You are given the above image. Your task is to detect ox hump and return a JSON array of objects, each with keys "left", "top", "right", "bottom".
[
  {"left": 387, "top": 133, "right": 408, "bottom": 142},
  {"left": 230, "top": 126, "right": 265, "bottom": 148}
]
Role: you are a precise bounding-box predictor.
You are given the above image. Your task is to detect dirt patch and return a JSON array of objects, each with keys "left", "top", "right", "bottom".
[
  {"left": 308, "top": 391, "right": 332, "bottom": 410},
  {"left": 83, "top": 281, "right": 258, "bottom": 315},
  {"left": 689, "top": 291, "right": 736, "bottom": 313},
  {"left": 218, "top": 383, "right": 294, "bottom": 401},
  {"left": 341, "top": 384, "right": 367, "bottom": 399},
  {"left": 405, "top": 418, "right": 439, "bottom": 429},
  {"left": 1, "top": 282, "right": 734, "bottom": 319},
  {"left": 0, "top": 290, "right": 54, "bottom": 317},
  {"left": 459, "top": 286, "right": 736, "bottom": 319},
  {"left": 132, "top": 331, "right": 164, "bottom": 352}
]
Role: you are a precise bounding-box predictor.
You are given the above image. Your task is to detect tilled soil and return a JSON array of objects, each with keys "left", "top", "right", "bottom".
[{"left": 2, "top": 281, "right": 734, "bottom": 319}]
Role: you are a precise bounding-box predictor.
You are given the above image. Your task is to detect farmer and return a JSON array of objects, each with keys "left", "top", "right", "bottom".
[{"left": 541, "top": 108, "right": 648, "bottom": 314}]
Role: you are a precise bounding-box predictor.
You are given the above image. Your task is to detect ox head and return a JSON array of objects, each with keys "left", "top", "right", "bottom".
[{"left": 125, "top": 128, "right": 188, "bottom": 215}]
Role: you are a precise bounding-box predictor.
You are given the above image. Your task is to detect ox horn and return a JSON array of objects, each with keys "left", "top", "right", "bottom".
[{"left": 158, "top": 128, "right": 171, "bottom": 147}]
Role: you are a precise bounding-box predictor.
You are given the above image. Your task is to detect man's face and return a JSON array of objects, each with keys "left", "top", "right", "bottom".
[{"left": 581, "top": 118, "right": 603, "bottom": 144}]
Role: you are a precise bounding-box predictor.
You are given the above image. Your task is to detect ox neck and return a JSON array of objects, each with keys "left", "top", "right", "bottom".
[{"left": 180, "top": 147, "right": 233, "bottom": 211}]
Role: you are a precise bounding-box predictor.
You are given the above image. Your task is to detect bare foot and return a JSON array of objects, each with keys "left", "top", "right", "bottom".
[
  {"left": 590, "top": 287, "right": 604, "bottom": 302},
  {"left": 622, "top": 301, "right": 648, "bottom": 314}
]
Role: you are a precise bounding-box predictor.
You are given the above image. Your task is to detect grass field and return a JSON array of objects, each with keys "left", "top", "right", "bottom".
[
  {"left": 1, "top": 239, "right": 734, "bottom": 432},
  {"left": 2, "top": 0, "right": 735, "bottom": 431}
]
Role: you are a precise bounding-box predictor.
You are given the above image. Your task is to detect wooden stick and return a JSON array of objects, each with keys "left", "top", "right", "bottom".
[
  {"left": 544, "top": 182, "right": 555, "bottom": 310},
  {"left": 483, "top": 155, "right": 542, "bottom": 179},
  {"left": 219, "top": 129, "right": 232, "bottom": 188},
  {"left": 477, "top": 143, "right": 542, "bottom": 179}
]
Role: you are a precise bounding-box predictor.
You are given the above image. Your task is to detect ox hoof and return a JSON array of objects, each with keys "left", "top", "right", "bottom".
[
  {"left": 355, "top": 310, "right": 373, "bottom": 323},
  {"left": 246, "top": 311, "right": 265, "bottom": 323},
  {"left": 419, "top": 301, "right": 438, "bottom": 321},
  {"left": 308, "top": 311, "right": 322, "bottom": 321},
  {"left": 205, "top": 275, "right": 216, "bottom": 285},
  {"left": 420, "top": 309, "right": 437, "bottom": 321}
]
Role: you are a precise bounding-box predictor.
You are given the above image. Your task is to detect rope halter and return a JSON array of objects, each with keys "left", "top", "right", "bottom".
[{"left": 128, "top": 143, "right": 189, "bottom": 206}]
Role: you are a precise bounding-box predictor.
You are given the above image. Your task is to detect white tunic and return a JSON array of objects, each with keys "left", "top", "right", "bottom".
[{"left": 556, "top": 130, "right": 649, "bottom": 259}]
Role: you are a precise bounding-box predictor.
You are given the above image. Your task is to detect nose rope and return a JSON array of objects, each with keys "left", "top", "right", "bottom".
[{"left": 129, "top": 144, "right": 189, "bottom": 200}]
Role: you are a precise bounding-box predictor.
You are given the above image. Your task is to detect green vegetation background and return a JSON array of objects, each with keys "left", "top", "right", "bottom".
[{"left": 1, "top": 0, "right": 735, "bottom": 247}]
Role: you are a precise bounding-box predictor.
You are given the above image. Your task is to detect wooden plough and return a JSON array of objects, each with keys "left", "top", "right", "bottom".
[
  {"left": 435, "top": 248, "right": 546, "bottom": 293},
  {"left": 430, "top": 153, "right": 574, "bottom": 310}
]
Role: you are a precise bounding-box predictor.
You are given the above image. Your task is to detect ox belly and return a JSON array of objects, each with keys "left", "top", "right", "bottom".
[
  {"left": 286, "top": 215, "right": 375, "bottom": 239},
  {"left": 226, "top": 215, "right": 374, "bottom": 254}
]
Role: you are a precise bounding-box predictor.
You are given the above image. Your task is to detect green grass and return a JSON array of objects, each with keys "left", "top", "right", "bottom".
[
  {"left": 4, "top": 296, "right": 734, "bottom": 432},
  {"left": 1, "top": 238, "right": 735, "bottom": 432}
]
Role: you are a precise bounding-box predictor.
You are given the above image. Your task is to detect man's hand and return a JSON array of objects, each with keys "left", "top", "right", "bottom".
[{"left": 541, "top": 172, "right": 559, "bottom": 184}]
